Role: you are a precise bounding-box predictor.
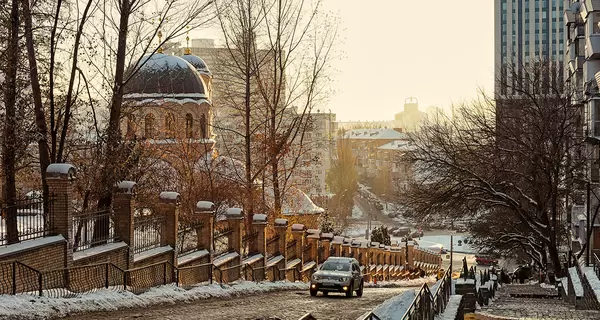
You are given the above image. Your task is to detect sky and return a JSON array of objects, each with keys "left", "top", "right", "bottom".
[
  {"left": 190, "top": 0, "right": 495, "bottom": 122},
  {"left": 320, "top": 0, "right": 495, "bottom": 121}
]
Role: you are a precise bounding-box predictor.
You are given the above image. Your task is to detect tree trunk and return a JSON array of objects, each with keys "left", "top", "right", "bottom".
[
  {"left": 3, "top": 0, "right": 20, "bottom": 244},
  {"left": 95, "top": 0, "right": 131, "bottom": 242},
  {"left": 21, "top": 0, "right": 52, "bottom": 223}
]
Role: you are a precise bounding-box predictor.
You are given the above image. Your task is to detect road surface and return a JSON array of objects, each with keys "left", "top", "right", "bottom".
[{"left": 62, "top": 287, "right": 413, "bottom": 320}]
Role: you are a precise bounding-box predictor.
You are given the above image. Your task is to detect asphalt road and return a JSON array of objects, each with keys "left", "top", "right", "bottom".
[{"left": 61, "top": 287, "right": 413, "bottom": 320}]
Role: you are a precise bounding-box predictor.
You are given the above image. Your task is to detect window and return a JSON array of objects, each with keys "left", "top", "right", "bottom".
[
  {"left": 144, "top": 114, "right": 155, "bottom": 138},
  {"left": 200, "top": 114, "right": 207, "bottom": 139},
  {"left": 594, "top": 13, "right": 600, "bottom": 34},
  {"left": 185, "top": 113, "right": 194, "bottom": 138},
  {"left": 165, "top": 112, "right": 175, "bottom": 138},
  {"left": 126, "top": 114, "right": 136, "bottom": 137}
]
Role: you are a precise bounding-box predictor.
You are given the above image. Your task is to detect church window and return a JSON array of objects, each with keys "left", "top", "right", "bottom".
[
  {"left": 185, "top": 113, "right": 194, "bottom": 138},
  {"left": 144, "top": 113, "right": 155, "bottom": 138},
  {"left": 200, "top": 114, "right": 207, "bottom": 139},
  {"left": 165, "top": 112, "right": 175, "bottom": 138}
]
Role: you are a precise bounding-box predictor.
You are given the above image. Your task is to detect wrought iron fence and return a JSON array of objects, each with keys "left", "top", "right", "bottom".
[
  {"left": 214, "top": 226, "right": 233, "bottom": 256},
  {"left": 401, "top": 284, "right": 433, "bottom": 320},
  {"left": 133, "top": 214, "right": 165, "bottom": 254},
  {"left": 0, "top": 195, "right": 55, "bottom": 245},
  {"left": 73, "top": 209, "right": 117, "bottom": 251},
  {"left": 177, "top": 220, "right": 204, "bottom": 256},
  {"left": 287, "top": 239, "right": 298, "bottom": 260},
  {"left": 42, "top": 263, "right": 125, "bottom": 298},
  {"left": 266, "top": 234, "right": 280, "bottom": 258},
  {"left": 241, "top": 231, "right": 258, "bottom": 257}
]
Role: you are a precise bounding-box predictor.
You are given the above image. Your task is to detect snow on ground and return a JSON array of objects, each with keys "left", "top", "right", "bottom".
[
  {"left": 0, "top": 281, "right": 309, "bottom": 319},
  {"left": 370, "top": 289, "right": 416, "bottom": 320},
  {"left": 351, "top": 205, "right": 364, "bottom": 219},
  {"left": 364, "top": 277, "right": 436, "bottom": 288},
  {"left": 411, "top": 235, "right": 476, "bottom": 254},
  {"left": 430, "top": 279, "right": 442, "bottom": 293},
  {"left": 436, "top": 295, "right": 463, "bottom": 320},
  {"left": 569, "top": 267, "right": 584, "bottom": 297}
]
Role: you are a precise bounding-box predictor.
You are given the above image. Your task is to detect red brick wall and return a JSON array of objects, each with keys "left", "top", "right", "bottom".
[{"left": 73, "top": 246, "right": 129, "bottom": 270}]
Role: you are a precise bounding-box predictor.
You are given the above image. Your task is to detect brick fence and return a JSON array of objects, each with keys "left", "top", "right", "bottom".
[{"left": 0, "top": 163, "right": 442, "bottom": 296}]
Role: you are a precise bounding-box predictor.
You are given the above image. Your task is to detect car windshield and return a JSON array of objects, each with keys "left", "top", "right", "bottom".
[{"left": 321, "top": 261, "right": 350, "bottom": 271}]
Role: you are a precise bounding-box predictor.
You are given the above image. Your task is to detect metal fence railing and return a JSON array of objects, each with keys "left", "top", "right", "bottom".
[
  {"left": 133, "top": 214, "right": 164, "bottom": 254},
  {"left": 73, "top": 209, "right": 117, "bottom": 251},
  {"left": 0, "top": 195, "right": 55, "bottom": 245},
  {"left": 42, "top": 263, "right": 125, "bottom": 298},
  {"left": 177, "top": 222, "right": 205, "bottom": 256}
]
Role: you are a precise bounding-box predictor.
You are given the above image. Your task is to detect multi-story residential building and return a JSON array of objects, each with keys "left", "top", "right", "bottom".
[
  {"left": 294, "top": 112, "right": 338, "bottom": 199},
  {"left": 564, "top": 0, "right": 600, "bottom": 263},
  {"left": 343, "top": 128, "right": 410, "bottom": 187},
  {"left": 494, "top": 0, "right": 565, "bottom": 96}
]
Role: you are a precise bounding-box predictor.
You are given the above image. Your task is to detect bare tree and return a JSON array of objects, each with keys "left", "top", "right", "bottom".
[{"left": 400, "top": 61, "right": 584, "bottom": 274}]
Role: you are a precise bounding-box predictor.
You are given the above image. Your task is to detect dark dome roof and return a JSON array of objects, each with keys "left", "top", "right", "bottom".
[
  {"left": 124, "top": 53, "right": 206, "bottom": 99},
  {"left": 181, "top": 54, "right": 211, "bottom": 75}
]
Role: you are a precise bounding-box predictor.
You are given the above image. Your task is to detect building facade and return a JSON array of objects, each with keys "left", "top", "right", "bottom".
[{"left": 495, "top": 0, "right": 565, "bottom": 95}]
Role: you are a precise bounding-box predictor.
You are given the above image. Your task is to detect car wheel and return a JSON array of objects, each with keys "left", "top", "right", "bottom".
[
  {"left": 310, "top": 288, "right": 318, "bottom": 297},
  {"left": 345, "top": 284, "right": 354, "bottom": 298},
  {"left": 356, "top": 281, "right": 364, "bottom": 297}
]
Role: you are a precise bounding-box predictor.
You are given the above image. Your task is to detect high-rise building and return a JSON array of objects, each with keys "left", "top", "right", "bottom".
[{"left": 494, "top": 0, "right": 565, "bottom": 96}]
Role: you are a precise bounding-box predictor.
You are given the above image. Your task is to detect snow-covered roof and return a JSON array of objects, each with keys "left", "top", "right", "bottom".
[
  {"left": 195, "top": 152, "right": 248, "bottom": 185},
  {"left": 181, "top": 53, "right": 211, "bottom": 75},
  {"left": 196, "top": 201, "right": 215, "bottom": 212},
  {"left": 225, "top": 208, "right": 244, "bottom": 219},
  {"left": 344, "top": 128, "right": 408, "bottom": 140},
  {"left": 46, "top": 163, "right": 76, "bottom": 179},
  {"left": 159, "top": 191, "right": 180, "bottom": 203},
  {"left": 252, "top": 214, "right": 267, "bottom": 223},
  {"left": 274, "top": 218, "right": 288, "bottom": 227},
  {"left": 377, "top": 140, "right": 416, "bottom": 151}
]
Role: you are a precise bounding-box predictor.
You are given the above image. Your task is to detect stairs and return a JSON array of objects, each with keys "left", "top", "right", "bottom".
[{"left": 476, "top": 284, "right": 600, "bottom": 319}]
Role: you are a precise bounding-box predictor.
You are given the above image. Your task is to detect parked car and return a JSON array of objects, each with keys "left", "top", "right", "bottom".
[
  {"left": 475, "top": 255, "right": 499, "bottom": 266},
  {"left": 310, "top": 257, "right": 364, "bottom": 297},
  {"left": 391, "top": 227, "right": 411, "bottom": 237}
]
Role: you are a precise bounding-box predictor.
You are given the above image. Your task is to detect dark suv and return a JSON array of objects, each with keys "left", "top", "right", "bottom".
[{"left": 310, "top": 257, "right": 364, "bottom": 297}]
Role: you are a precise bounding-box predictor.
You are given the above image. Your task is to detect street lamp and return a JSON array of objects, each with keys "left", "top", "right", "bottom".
[{"left": 450, "top": 230, "right": 456, "bottom": 272}]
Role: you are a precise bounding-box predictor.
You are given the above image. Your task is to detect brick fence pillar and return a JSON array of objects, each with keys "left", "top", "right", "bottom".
[
  {"left": 320, "top": 233, "right": 333, "bottom": 262},
  {"left": 291, "top": 224, "right": 305, "bottom": 264},
  {"left": 46, "top": 163, "right": 77, "bottom": 268},
  {"left": 159, "top": 192, "right": 179, "bottom": 264},
  {"left": 274, "top": 218, "right": 288, "bottom": 258},
  {"left": 252, "top": 214, "right": 267, "bottom": 257},
  {"left": 306, "top": 229, "right": 320, "bottom": 263},
  {"left": 195, "top": 201, "right": 214, "bottom": 252},
  {"left": 114, "top": 181, "right": 136, "bottom": 268},
  {"left": 407, "top": 241, "right": 414, "bottom": 268},
  {"left": 226, "top": 208, "right": 244, "bottom": 253}
]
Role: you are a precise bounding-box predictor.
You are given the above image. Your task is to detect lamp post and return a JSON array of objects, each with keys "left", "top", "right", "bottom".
[{"left": 450, "top": 230, "right": 456, "bottom": 272}]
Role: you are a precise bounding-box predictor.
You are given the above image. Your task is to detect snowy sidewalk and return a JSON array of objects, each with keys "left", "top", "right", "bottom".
[
  {"left": 0, "top": 281, "right": 308, "bottom": 319},
  {"left": 436, "top": 295, "right": 462, "bottom": 320}
]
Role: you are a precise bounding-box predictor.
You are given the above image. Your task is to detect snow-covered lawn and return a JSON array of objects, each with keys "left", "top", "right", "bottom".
[
  {"left": 0, "top": 281, "right": 309, "bottom": 319},
  {"left": 351, "top": 205, "right": 364, "bottom": 219},
  {"left": 369, "top": 289, "right": 416, "bottom": 320}
]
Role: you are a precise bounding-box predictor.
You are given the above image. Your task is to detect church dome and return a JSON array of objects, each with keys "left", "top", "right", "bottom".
[
  {"left": 181, "top": 53, "right": 211, "bottom": 75},
  {"left": 124, "top": 53, "right": 207, "bottom": 99}
]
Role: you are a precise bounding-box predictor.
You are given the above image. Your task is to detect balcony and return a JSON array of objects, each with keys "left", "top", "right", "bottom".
[
  {"left": 587, "top": 36, "right": 600, "bottom": 59},
  {"left": 586, "top": 0, "right": 600, "bottom": 12},
  {"left": 569, "top": 56, "right": 585, "bottom": 73},
  {"left": 565, "top": 8, "right": 576, "bottom": 25}
]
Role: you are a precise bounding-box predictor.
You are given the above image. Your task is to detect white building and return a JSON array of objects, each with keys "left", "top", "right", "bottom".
[{"left": 494, "top": 0, "right": 565, "bottom": 96}]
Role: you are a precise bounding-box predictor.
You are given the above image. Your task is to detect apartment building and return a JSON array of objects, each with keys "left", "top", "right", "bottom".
[{"left": 494, "top": 0, "right": 565, "bottom": 96}]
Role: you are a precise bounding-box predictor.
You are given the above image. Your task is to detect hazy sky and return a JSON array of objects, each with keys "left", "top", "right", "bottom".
[{"left": 321, "top": 0, "right": 495, "bottom": 121}]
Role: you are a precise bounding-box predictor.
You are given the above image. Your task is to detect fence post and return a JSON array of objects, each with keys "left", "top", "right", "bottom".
[
  {"left": 123, "top": 271, "right": 128, "bottom": 291},
  {"left": 159, "top": 192, "right": 180, "bottom": 267},
  {"left": 46, "top": 163, "right": 76, "bottom": 269},
  {"left": 291, "top": 224, "right": 306, "bottom": 265},
  {"left": 11, "top": 261, "right": 16, "bottom": 295},
  {"left": 38, "top": 272, "right": 43, "bottom": 297},
  {"left": 105, "top": 263, "right": 109, "bottom": 288},
  {"left": 407, "top": 241, "right": 415, "bottom": 268},
  {"left": 114, "top": 181, "right": 137, "bottom": 269},
  {"left": 163, "top": 262, "right": 167, "bottom": 285}
]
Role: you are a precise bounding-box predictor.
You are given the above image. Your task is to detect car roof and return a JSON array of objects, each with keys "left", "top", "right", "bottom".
[{"left": 326, "top": 257, "right": 356, "bottom": 263}]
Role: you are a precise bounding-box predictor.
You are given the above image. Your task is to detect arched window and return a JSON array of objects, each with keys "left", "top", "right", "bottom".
[
  {"left": 144, "top": 114, "right": 155, "bottom": 138},
  {"left": 185, "top": 113, "right": 194, "bottom": 139},
  {"left": 200, "top": 114, "right": 207, "bottom": 139},
  {"left": 165, "top": 112, "right": 175, "bottom": 138},
  {"left": 126, "top": 114, "right": 136, "bottom": 137}
]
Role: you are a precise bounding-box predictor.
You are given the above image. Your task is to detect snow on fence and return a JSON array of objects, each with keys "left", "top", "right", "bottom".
[{"left": 569, "top": 266, "right": 584, "bottom": 298}]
